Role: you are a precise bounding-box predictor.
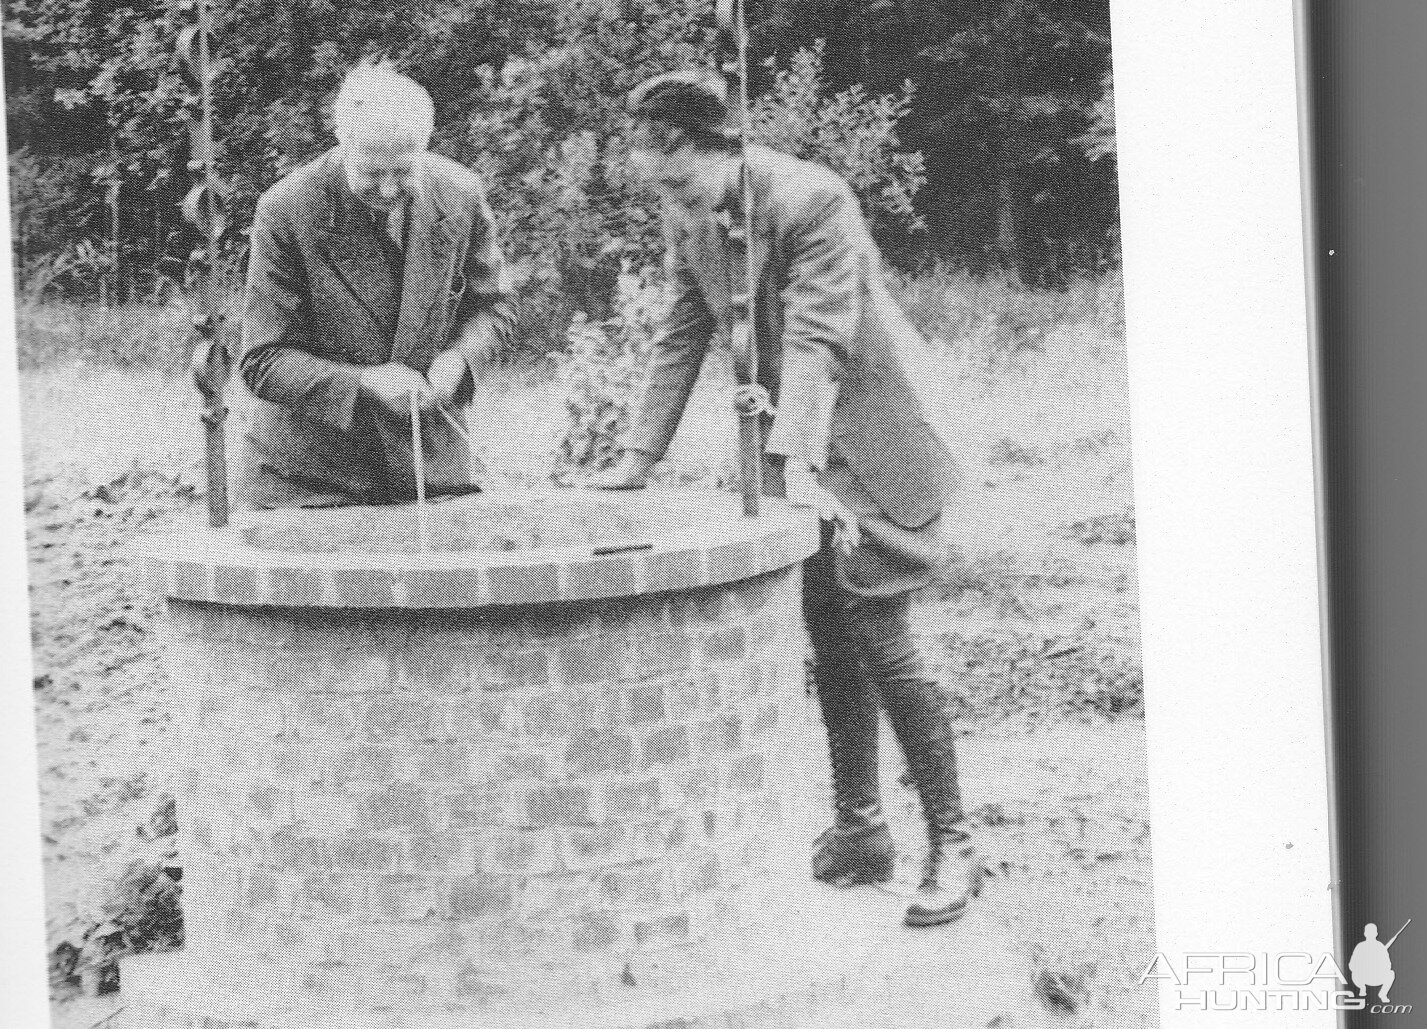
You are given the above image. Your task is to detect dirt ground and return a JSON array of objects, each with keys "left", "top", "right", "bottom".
[{"left": 23, "top": 363, "right": 1153, "bottom": 1029}]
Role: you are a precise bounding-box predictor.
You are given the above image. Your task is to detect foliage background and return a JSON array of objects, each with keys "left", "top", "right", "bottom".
[{"left": 4, "top": 0, "right": 1117, "bottom": 314}]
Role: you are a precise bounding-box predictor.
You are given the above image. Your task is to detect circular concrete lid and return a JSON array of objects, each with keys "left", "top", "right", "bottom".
[{"left": 136, "top": 489, "right": 819, "bottom": 609}]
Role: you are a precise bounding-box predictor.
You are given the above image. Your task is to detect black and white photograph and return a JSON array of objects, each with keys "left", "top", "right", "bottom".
[{"left": 0, "top": 2, "right": 1331, "bottom": 1028}]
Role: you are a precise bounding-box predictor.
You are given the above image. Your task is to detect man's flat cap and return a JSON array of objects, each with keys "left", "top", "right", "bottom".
[{"left": 627, "top": 69, "right": 733, "bottom": 137}]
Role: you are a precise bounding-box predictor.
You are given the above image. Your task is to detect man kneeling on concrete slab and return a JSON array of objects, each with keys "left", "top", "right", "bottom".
[
  {"left": 591, "top": 68, "right": 981, "bottom": 928},
  {"left": 237, "top": 62, "right": 516, "bottom": 509}
]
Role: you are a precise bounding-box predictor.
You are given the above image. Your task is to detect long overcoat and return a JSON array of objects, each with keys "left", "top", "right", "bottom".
[
  {"left": 627, "top": 145, "right": 957, "bottom": 594},
  {"left": 237, "top": 149, "right": 516, "bottom": 509}
]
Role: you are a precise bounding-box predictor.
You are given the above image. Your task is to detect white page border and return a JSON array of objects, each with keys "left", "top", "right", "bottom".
[
  {"left": 0, "top": 4, "right": 1339, "bottom": 1024},
  {"left": 0, "top": 94, "right": 54, "bottom": 1023},
  {"left": 1112, "top": 0, "right": 1338, "bottom": 1025}
]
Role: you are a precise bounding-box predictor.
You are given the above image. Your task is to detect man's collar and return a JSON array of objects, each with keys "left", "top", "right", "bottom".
[
  {"left": 720, "top": 154, "right": 746, "bottom": 206},
  {"left": 711, "top": 156, "right": 746, "bottom": 226},
  {"left": 324, "top": 148, "right": 433, "bottom": 232}
]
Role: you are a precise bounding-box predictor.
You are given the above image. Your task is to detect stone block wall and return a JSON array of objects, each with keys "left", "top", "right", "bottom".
[{"left": 127, "top": 493, "right": 822, "bottom": 1026}]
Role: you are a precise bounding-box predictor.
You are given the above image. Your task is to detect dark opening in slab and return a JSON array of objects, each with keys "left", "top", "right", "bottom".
[{"left": 237, "top": 495, "right": 660, "bottom": 556}]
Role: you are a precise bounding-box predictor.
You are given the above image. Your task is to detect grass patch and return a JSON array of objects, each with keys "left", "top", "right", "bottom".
[{"left": 14, "top": 302, "right": 194, "bottom": 374}]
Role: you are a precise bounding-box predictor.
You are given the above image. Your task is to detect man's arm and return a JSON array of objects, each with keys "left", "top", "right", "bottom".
[
  {"left": 764, "top": 182, "right": 861, "bottom": 472},
  {"left": 624, "top": 216, "right": 717, "bottom": 461},
  {"left": 239, "top": 193, "right": 366, "bottom": 431},
  {"left": 448, "top": 185, "right": 518, "bottom": 384}
]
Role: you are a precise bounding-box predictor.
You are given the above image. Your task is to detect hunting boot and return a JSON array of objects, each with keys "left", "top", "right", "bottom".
[
  {"left": 905, "top": 821, "right": 982, "bottom": 927},
  {"left": 877, "top": 640, "right": 983, "bottom": 926},
  {"left": 809, "top": 659, "right": 895, "bottom": 887}
]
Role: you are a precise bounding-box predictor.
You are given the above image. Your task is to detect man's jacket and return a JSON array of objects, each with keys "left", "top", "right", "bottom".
[
  {"left": 628, "top": 145, "right": 955, "bottom": 535},
  {"left": 237, "top": 149, "right": 516, "bottom": 509}
]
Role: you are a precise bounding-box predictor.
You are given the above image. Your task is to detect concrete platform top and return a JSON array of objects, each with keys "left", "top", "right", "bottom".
[{"left": 136, "top": 488, "right": 819, "bottom": 609}]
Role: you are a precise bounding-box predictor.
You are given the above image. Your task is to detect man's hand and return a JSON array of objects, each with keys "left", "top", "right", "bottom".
[
  {"left": 427, "top": 350, "right": 471, "bottom": 407},
  {"left": 784, "top": 460, "right": 861, "bottom": 556},
  {"left": 585, "top": 451, "right": 656, "bottom": 490},
  {"left": 360, "top": 362, "right": 435, "bottom": 413}
]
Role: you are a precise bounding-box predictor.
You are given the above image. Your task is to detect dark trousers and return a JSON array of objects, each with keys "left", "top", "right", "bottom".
[{"left": 802, "top": 545, "right": 965, "bottom": 828}]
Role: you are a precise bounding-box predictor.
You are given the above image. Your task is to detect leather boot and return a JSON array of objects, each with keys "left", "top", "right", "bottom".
[
  {"left": 810, "top": 733, "right": 896, "bottom": 887},
  {"left": 896, "top": 721, "right": 983, "bottom": 924},
  {"left": 873, "top": 622, "right": 982, "bottom": 926},
  {"left": 810, "top": 814, "right": 895, "bottom": 887},
  {"left": 905, "top": 826, "right": 983, "bottom": 926},
  {"left": 808, "top": 651, "right": 894, "bottom": 887}
]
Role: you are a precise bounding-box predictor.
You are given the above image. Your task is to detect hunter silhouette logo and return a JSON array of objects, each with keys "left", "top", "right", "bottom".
[
  {"left": 1139, "top": 918, "right": 1414, "bottom": 1013},
  {"left": 1351, "top": 920, "right": 1410, "bottom": 1005}
]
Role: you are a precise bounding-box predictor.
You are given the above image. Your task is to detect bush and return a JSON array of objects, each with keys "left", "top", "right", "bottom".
[
  {"left": 538, "top": 263, "right": 1129, "bottom": 486},
  {"left": 549, "top": 264, "right": 665, "bottom": 478},
  {"left": 469, "top": 25, "right": 928, "bottom": 355},
  {"left": 49, "top": 795, "right": 183, "bottom": 999},
  {"left": 749, "top": 41, "right": 925, "bottom": 242}
]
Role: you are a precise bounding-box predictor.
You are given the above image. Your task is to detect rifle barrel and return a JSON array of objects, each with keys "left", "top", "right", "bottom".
[{"left": 1385, "top": 918, "right": 1411, "bottom": 949}]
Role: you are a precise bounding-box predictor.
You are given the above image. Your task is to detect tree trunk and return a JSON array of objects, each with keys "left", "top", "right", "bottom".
[
  {"left": 995, "top": 169, "right": 1021, "bottom": 280},
  {"left": 105, "top": 180, "right": 120, "bottom": 309},
  {"left": 994, "top": 0, "right": 1024, "bottom": 280}
]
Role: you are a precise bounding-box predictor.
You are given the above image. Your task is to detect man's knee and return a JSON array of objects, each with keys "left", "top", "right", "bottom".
[{"left": 842, "top": 593, "right": 916, "bottom": 663}]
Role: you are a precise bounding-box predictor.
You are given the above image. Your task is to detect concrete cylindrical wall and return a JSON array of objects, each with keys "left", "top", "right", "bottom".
[{"left": 122, "top": 491, "right": 830, "bottom": 1028}]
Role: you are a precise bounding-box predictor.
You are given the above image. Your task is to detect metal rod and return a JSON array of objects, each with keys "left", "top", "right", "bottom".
[
  {"left": 434, "top": 403, "right": 484, "bottom": 489},
  {"left": 180, "top": 0, "right": 231, "bottom": 528},
  {"left": 717, "top": 0, "right": 762, "bottom": 517},
  {"left": 410, "top": 391, "right": 428, "bottom": 552},
  {"left": 735, "top": 1, "right": 761, "bottom": 521},
  {"left": 736, "top": 403, "right": 761, "bottom": 517},
  {"left": 592, "top": 542, "right": 654, "bottom": 557},
  {"left": 198, "top": 0, "right": 227, "bottom": 528}
]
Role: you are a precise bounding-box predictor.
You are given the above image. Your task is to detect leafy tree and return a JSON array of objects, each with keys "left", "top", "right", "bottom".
[
  {"left": 917, "top": 0, "right": 1113, "bottom": 279},
  {"left": 1074, "top": 69, "right": 1115, "bottom": 163},
  {"left": 465, "top": 4, "right": 929, "bottom": 351},
  {"left": 755, "top": 0, "right": 1117, "bottom": 280},
  {"left": 749, "top": 40, "right": 925, "bottom": 242},
  {"left": 4, "top": 0, "right": 1119, "bottom": 298},
  {"left": 4, "top": 0, "right": 543, "bottom": 297}
]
